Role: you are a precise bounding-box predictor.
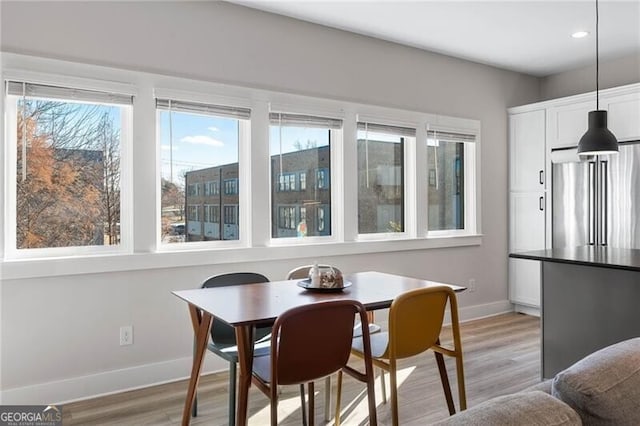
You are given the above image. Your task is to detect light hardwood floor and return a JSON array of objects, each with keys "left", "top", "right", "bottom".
[{"left": 62, "top": 312, "right": 540, "bottom": 425}]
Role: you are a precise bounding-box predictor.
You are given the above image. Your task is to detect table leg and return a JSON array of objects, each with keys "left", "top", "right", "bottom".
[
  {"left": 181, "top": 305, "right": 213, "bottom": 426},
  {"left": 235, "top": 325, "right": 255, "bottom": 426}
]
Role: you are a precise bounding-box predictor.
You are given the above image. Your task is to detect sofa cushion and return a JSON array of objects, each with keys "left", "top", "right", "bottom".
[
  {"left": 522, "top": 379, "right": 553, "bottom": 394},
  {"left": 432, "top": 391, "right": 582, "bottom": 425},
  {"left": 552, "top": 337, "right": 640, "bottom": 426}
]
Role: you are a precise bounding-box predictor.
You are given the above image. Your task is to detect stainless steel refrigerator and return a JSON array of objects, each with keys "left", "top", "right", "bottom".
[{"left": 551, "top": 142, "right": 640, "bottom": 249}]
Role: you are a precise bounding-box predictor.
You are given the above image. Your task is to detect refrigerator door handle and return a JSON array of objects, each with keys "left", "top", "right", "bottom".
[
  {"left": 588, "top": 161, "right": 596, "bottom": 245},
  {"left": 539, "top": 170, "right": 544, "bottom": 185},
  {"left": 539, "top": 195, "right": 544, "bottom": 211},
  {"left": 600, "top": 160, "right": 608, "bottom": 246}
]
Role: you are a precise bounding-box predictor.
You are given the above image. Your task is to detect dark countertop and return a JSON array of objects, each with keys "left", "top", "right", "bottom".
[{"left": 509, "top": 247, "right": 640, "bottom": 272}]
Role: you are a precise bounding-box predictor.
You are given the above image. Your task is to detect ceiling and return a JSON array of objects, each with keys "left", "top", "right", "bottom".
[{"left": 231, "top": 1, "right": 640, "bottom": 77}]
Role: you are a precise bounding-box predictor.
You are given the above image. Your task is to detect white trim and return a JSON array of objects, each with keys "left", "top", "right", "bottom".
[
  {"left": 513, "top": 304, "right": 541, "bottom": 317},
  {"left": 0, "top": 355, "right": 227, "bottom": 405},
  {"left": 2, "top": 53, "right": 482, "bottom": 272},
  {"left": 508, "top": 81, "right": 640, "bottom": 114},
  {"left": 0, "top": 297, "right": 509, "bottom": 405},
  {"left": 3, "top": 68, "right": 137, "bottom": 97},
  {"left": 1, "top": 234, "right": 482, "bottom": 280}
]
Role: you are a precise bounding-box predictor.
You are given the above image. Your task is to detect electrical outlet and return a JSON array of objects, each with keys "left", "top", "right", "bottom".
[
  {"left": 468, "top": 279, "right": 477, "bottom": 292},
  {"left": 120, "top": 325, "right": 133, "bottom": 346}
]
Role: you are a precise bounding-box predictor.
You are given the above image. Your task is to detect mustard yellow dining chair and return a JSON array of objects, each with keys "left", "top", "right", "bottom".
[{"left": 337, "top": 285, "right": 466, "bottom": 426}]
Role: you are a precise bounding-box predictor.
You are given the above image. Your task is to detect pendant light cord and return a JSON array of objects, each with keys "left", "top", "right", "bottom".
[{"left": 596, "top": 0, "right": 599, "bottom": 110}]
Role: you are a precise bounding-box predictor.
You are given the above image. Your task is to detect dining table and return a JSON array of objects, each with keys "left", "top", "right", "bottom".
[{"left": 172, "top": 270, "right": 466, "bottom": 426}]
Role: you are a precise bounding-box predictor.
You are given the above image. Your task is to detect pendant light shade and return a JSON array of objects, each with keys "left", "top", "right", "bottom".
[
  {"left": 577, "top": 110, "right": 618, "bottom": 156},
  {"left": 577, "top": 0, "right": 618, "bottom": 157}
]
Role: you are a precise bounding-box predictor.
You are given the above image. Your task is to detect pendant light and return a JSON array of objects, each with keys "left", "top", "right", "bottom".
[{"left": 577, "top": 0, "right": 618, "bottom": 156}]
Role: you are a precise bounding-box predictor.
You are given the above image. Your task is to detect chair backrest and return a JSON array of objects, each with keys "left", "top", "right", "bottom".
[
  {"left": 286, "top": 265, "right": 342, "bottom": 280},
  {"left": 386, "top": 286, "right": 457, "bottom": 360},
  {"left": 270, "top": 300, "right": 366, "bottom": 386},
  {"left": 202, "top": 272, "right": 270, "bottom": 345}
]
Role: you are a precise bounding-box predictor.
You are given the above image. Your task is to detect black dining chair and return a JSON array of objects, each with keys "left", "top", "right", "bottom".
[{"left": 192, "top": 272, "right": 271, "bottom": 426}]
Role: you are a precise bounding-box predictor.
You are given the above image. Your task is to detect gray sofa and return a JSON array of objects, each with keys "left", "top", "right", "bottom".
[{"left": 434, "top": 337, "right": 640, "bottom": 426}]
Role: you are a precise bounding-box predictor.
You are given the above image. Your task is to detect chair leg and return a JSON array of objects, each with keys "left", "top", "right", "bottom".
[
  {"left": 271, "top": 384, "right": 279, "bottom": 426},
  {"left": 455, "top": 355, "right": 467, "bottom": 411},
  {"left": 389, "top": 360, "right": 399, "bottom": 426},
  {"left": 324, "top": 376, "right": 331, "bottom": 422},
  {"left": 380, "top": 368, "right": 387, "bottom": 404},
  {"left": 434, "top": 352, "right": 456, "bottom": 415},
  {"left": 299, "top": 384, "right": 308, "bottom": 426},
  {"left": 192, "top": 392, "right": 198, "bottom": 417},
  {"left": 308, "top": 381, "right": 315, "bottom": 426},
  {"left": 335, "top": 371, "right": 343, "bottom": 426},
  {"left": 229, "top": 361, "right": 237, "bottom": 426}
]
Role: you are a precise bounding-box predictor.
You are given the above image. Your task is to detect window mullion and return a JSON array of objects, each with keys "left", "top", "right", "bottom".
[
  {"left": 341, "top": 113, "right": 358, "bottom": 242},
  {"left": 414, "top": 125, "right": 428, "bottom": 237},
  {"left": 133, "top": 84, "right": 156, "bottom": 253},
  {"left": 250, "top": 101, "right": 271, "bottom": 247}
]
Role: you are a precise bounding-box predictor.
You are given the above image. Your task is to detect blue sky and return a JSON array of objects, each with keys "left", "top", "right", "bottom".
[{"left": 159, "top": 110, "right": 330, "bottom": 186}]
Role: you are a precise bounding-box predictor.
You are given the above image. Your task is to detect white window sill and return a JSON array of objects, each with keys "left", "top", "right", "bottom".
[{"left": 0, "top": 234, "right": 482, "bottom": 280}]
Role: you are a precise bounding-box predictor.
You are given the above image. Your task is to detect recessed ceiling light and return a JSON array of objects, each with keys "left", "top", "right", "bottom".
[{"left": 572, "top": 31, "right": 590, "bottom": 38}]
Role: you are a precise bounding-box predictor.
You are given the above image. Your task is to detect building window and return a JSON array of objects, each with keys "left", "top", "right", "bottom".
[
  {"left": 269, "top": 113, "right": 340, "bottom": 239},
  {"left": 187, "top": 205, "right": 200, "bottom": 221},
  {"left": 278, "top": 206, "right": 298, "bottom": 230},
  {"left": 5, "top": 81, "right": 132, "bottom": 251},
  {"left": 224, "top": 178, "right": 238, "bottom": 195},
  {"left": 277, "top": 173, "right": 297, "bottom": 192},
  {"left": 427, "top": 129, "right": 475, "bottom": 232},
  {"left": 357, "top": 122, "right": 411, "bottom": 235},
  {"left": 316, "top": 168, "right": 330, "bottom": 189},
  {"left": 157, "top": 98, "right": 248, "bottom": 243},
  {"left": 204, "top": 181, "right": 219, "bottom": 196},
  {"left": 299, "top": 172, "right": 307, "bottom": 191},
  {"left": 224, "top": 205, "right": 238, "bottom": 225},
  {"left": 204, "top": 204, "right": 220, "bottom": 223},
  {"left": 317, "top": 205, "right": 327, "bottom": 233}
]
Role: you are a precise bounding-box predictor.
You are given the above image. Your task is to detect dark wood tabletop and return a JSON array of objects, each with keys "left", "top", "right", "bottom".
[{"left": 173, "top": 271, "right": 465, "bottom": 327}]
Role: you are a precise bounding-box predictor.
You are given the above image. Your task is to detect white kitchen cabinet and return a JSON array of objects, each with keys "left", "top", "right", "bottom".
[
  {"left": 509, "top": 258, "right": 541, "bottom": 307},
  {"left": 509, "top": 192, "right": 546, "bottom": 252},
  {"left": 509, "top": 110, "right": 546, "bottom": 191},
  {"left": 508, "top": 191, "right": 545, "bottom": 308},
  {"left": 547, "top": 100, "right": 594, "bottom": 149},
  {"left": 605, "top": 92, "right": 640, "bottom": 142}
]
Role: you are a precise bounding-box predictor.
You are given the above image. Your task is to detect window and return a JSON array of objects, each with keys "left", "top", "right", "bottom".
[
  {"left": 316, "top": 168, "right": 330, "bottom": 189},
  {"left": 299, "top": 172, "right": 307, "bottom": 191},
  {"left": 427, "top": 129, "right": 475, "bottom": 232},
  {"left": 5, "top": 81, "right": 132, "bottom": 251},
  {"left": 204, "top": 181, "right": 219, "bottom": 196},
  {"left": 357, "top": 122, "right": 412, "bottom": 235},
  {"left": 277, "top": 173, "right": 297, "bottom": 192},
  {"left": 204, "top": 204, "right": 220, "bottom": 223},
  {"left": 269, "top": 113, "right": 341, "bottom": 239},
  {"left": 224, "top": 178, "right": 238, "bottom": 195},
  {"left": 317, "top": 205, "right": 329, "bottom": 233},
  {"left": 278, "top": 206, "right": 298, "bottom": 231},
  {"left": 223, "top": 205, "right": 237, "bottom": 225},
  {"left": 157, "top": 98, "right": 248, "bottom": 243}
]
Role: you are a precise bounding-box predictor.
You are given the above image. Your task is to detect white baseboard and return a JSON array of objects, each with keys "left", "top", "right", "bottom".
[
  {"left": 1, "top": 355, "right": 227, "bottom": 405},
  {"left": 513, "top": 303, "right": 541, "bottom": 317},
  {"left": 0, "top": 299, "right": 515, "bottom": 405}
]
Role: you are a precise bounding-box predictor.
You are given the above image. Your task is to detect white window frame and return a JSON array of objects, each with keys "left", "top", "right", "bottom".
[
  {"left": 267, "top": 111, "right": 343, "bottom": 246},
  {"left": 424, "top": 123, "right": 480, "bottom": 238},
  {"left": 0, "top": 54, "right": 482, "bottom": 280},
  {"left": 2, "top": 72, "right": 134, "bottom": 259},
  {"left": 355, "top": 116, "right": 416, "bottom": 242},
  {"left": 154, "top": 89, "right": 251, "bottom": 251}
]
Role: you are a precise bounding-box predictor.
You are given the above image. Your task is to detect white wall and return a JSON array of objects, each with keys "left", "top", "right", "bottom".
[
  {"left": 0, "top": 1, "right": 539, "bottom": 403},
  {"left": 540, "top": 53, "right": 640, "bottom": 100}
]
